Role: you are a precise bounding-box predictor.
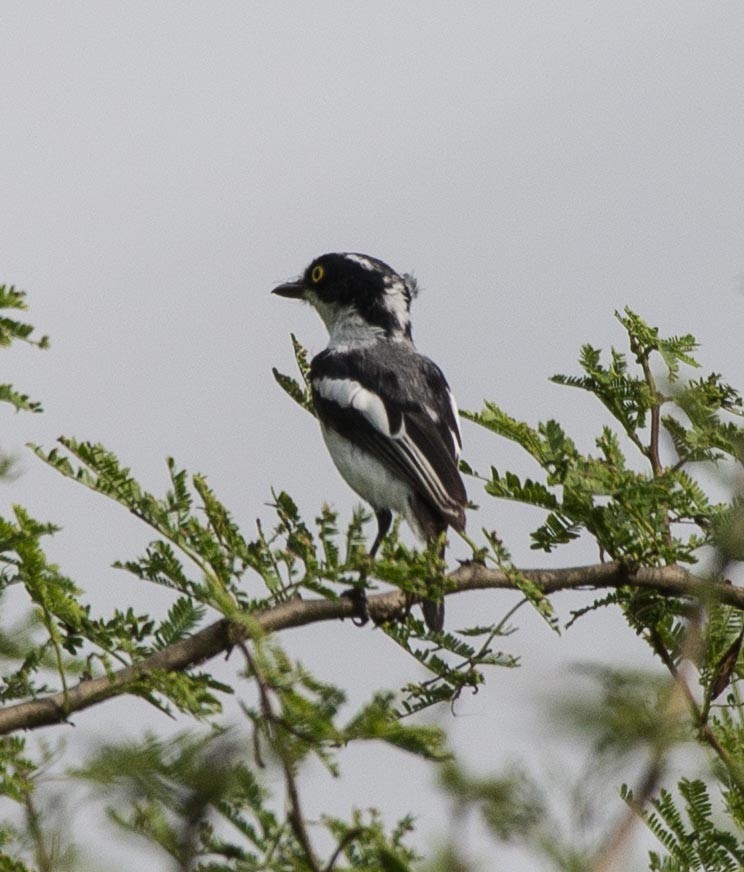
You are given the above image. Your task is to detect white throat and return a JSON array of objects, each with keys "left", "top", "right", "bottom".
[{"left": 309, "top": 298, "right": 383, "bottom": 349}]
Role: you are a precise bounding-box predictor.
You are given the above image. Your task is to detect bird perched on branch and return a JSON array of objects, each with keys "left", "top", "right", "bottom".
[{"left": 272, "top": 252, "right": 467, "bottom": 631}]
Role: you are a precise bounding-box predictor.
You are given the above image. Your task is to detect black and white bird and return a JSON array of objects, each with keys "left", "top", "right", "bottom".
[{"left": 272, "top": 252, "right": 467, "bottom": 631}]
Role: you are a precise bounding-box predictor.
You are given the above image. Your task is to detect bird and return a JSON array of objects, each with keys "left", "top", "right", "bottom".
[{"left": 272, "top": 252, "right": 467, "bottom": 631}]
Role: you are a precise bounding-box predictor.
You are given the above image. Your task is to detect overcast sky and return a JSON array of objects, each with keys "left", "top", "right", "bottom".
[{"left": 2, "top": 3, "right": 744, "bottom": 869}]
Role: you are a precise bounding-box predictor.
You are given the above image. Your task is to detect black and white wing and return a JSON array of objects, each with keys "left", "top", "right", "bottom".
[{"left": 310, "top": 345, "right": 467, "bottom": 533}]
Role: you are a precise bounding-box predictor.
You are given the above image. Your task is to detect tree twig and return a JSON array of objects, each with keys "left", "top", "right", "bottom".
[
  {"left": 591, "top": 752, "right": 664, "bottom": 872},
  {"left": 590, "top": 618, "right": 696, "bottom": 872},
  {"left": 649, "top": 625, "right": 744, "bottom": 795},
  {"left": 324, "top": 828, "right": 364, "bottom": 872},
  {"left": 238, "top": 640, "right": 321, "bottom": 872}
]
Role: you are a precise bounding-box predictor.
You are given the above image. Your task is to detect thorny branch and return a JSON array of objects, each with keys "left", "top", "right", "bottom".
[{"left": 0, "top": 561, "right": 740, "bottom": 736}]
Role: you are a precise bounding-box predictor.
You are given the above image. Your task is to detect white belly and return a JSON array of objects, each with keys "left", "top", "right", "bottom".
[{"left": 320, "top": 423, "right": 423, "bottom": 537}]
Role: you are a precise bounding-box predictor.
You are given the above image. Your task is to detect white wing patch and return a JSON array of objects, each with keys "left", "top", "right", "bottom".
[
  {"left": 447, "top": 388, "right": 463, "bottom": 458},
  {"left": 314, "top": 375, "right": 464, "bottom": 526},
  {"left": 313, "top": 377, "right": 391, "bottom": 435}
]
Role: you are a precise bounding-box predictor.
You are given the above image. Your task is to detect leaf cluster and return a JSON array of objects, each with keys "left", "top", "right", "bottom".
[
  {"left": 464, "top": 309, "right": 740, "bottom": 566},
  {"left": 623, "top": 778, "right": 744, "bottom": 871},
  {"left": 462, "top": 308, "right": 744, "bottom": 869},
  {"left": 0, "top": 285, "right": 48, "bottom": 415},
  {"left": 74, "top": 718, "right": 425, "bottom": 871}
]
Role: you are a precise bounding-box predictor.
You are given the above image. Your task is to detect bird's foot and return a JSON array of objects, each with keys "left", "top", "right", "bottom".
[{"left": 341, "top": 587, "right": 369, "bottom": 627}]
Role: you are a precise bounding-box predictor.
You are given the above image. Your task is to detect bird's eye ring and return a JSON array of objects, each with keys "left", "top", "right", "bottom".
[{"left": 311, "top": 264, "right": 325, "bottom": 283}]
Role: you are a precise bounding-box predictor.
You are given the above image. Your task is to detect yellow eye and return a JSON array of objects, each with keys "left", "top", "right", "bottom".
[{"left": 311, "top": 264, "right": 325, "bottom": 283}]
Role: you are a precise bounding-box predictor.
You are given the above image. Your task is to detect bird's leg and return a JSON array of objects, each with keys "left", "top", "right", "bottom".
[{"left": 342, "top": 509, "right": 392, "bottom": 626}]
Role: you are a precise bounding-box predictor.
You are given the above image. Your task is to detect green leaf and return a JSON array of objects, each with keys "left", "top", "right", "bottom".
[
  {"left": 154, "top": 597, "right": 206, "bottom": 649},
  {"left": 0, "top": 286, "right": 49, "bottom": 349},
  {"left": 630, "top": 778, "right": 744, "bottom": 870},
  {"left": 484, "top": 469, "right": 559, "bottom": 510},
  {"left": 462, "top": 403, "right": 547, "bottom": 463},
  {"left": 272, "top": 333, "right": 316, "bottom": 416},
  {"left": 342, "top": 692, "right": 448, "bottom": 759}
]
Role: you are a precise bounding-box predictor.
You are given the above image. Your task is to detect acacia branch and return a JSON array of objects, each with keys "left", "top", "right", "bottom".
[{"left": 0, "top": 561, "right": 741, "bottom": 736}]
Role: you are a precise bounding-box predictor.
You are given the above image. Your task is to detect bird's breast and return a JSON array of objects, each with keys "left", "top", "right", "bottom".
[{"left": 319, "top": 422, "right": 413, "bottom": 517}]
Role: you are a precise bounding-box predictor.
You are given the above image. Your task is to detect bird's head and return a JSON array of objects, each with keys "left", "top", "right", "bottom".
[{"left": 272, "top": 252, "right": 417, "bottom": 344}]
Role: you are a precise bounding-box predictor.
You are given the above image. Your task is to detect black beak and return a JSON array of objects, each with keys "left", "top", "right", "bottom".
[{"left": 271, "top": 279, "right": 306, "bottom": 299}]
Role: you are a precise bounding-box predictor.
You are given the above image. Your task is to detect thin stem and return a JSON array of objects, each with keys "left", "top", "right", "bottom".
[
  {"left": 324, "top": 828, "right": 364, "bottom": 871},
  {"left": 643, "top": 374, "right": 664, "bottom": 477},
  {"left": 650, "top": 627, "right": 744, "bottom": 795},
  {"left": 24, "top": 792, "right": 54, "bottom": 872},
  {"left": 639, "top": 355, "right": 674, "bottom": 554},
  {"left": 591, "top": 752, "right": 664, "bottom": 872},
  {"left": 594, "top": 607, "right": 713, "bottom": 870},
  {"left": 239, "top": 641, "right": 322, "bottom": 872}
]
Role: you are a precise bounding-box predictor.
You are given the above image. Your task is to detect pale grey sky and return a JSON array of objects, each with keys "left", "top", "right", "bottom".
[{"left": 2, "top": 3, "right": 744, "bottom": 869}]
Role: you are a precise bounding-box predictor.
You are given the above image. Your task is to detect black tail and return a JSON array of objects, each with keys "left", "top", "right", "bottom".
[
  {"left": 413, "top": 510, "right": 450, "bottom": 633},
  {"left": 422, "top": 598, "right": 445, "bottom": 633}
]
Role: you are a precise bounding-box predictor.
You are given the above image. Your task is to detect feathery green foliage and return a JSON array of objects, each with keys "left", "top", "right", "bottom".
[
  {"left": 460, "top": 308, "right": 744, "bottom": 871},
  {"left": 623, "top": 779, "right": 744, "bottom": 871},
  {"left": 4, "top": 300, "right": 744, "bottom": 869},
  {"left": 465, "top": 308, "right": 740, "bottom": 570},
  {"left": 271, "top": 332, "right": 315, "bottom": 418},
  {"left": 0, "top": 285, "right": 48, "bottom": 415}
]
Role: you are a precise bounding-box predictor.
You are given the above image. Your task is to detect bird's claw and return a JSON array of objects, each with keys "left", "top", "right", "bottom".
[{"left": 341, "top": 587, "right": 369, "bottom": 626}]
